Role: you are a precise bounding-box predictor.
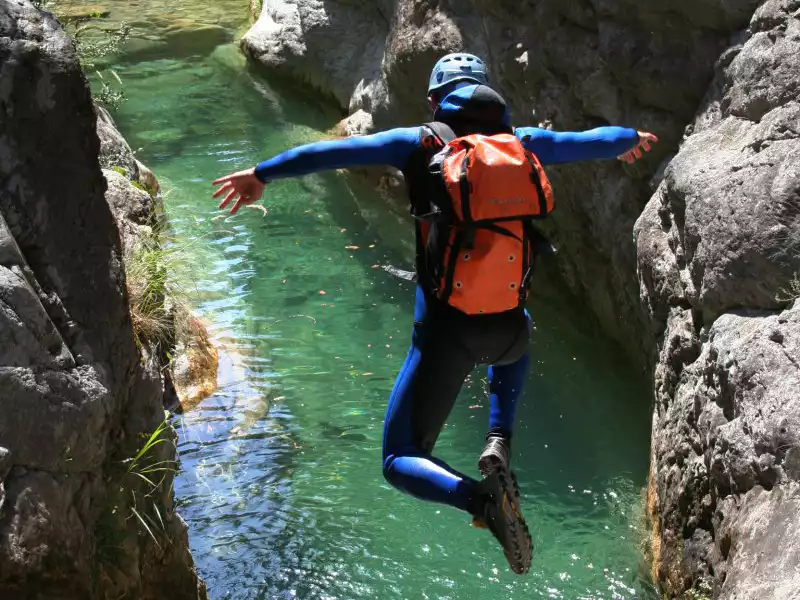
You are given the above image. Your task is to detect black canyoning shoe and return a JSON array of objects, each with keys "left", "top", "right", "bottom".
[
  {"left": 471, "top": 465, "right": 533, "bottom": 574},
  {"left": 478, "top": 435, "right": 511, "bottom": 477}
]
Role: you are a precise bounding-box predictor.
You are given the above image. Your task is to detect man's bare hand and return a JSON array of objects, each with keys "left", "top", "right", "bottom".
[{"left": 212, "top": 168, "right": 267, "bottom": 215}]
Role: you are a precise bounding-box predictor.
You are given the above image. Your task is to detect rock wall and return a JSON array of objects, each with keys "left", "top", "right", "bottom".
[
  {"left": 242, "top": 1, "right": 800, "bottom": 598},
  {"left": 241, "top": 0, "right": 764, "bottom": 365},
  {"left": 0, "top": 2, "right": 207, "bottom": 598},
  {"left": 635, "top": 1, "right": 800, "bottom": 598}
]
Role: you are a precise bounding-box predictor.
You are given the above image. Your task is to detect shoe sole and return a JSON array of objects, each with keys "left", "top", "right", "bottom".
[{"left": 481, "top": 463, "right": 533, "bottom": 574}]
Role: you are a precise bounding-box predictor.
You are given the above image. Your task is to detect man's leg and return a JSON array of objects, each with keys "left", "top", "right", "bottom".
[
  {"left": 480, "top": 308, "right": 533, "bottom": 472},
  {"left": 382, "top": 292, "right": 534, "bottom": 573},
  {"left": 381, "top": 288, "right": 481, "bottom": 514},
  {"left": 477, "top": 352, "right": 529, "bottom": 476},
  {"left": 487, "top": 352, "right": 530, "bottom": 439},
  {"left": 475, "top": 344, "right": 534, "bottom": 575}
]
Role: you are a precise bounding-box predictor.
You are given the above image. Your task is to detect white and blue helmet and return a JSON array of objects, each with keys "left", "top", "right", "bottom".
[{"left": 428, "top": 53, "right": 489, "bottom": 94}]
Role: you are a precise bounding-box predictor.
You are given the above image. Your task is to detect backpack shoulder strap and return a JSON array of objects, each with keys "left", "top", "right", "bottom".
[{"left": 423, "top": 121, "right": 457, "bottom": 145}]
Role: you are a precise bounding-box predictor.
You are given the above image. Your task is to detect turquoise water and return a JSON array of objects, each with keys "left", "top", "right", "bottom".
[{"left": 84, "top": 2, "right": 656, "bottom": 597}]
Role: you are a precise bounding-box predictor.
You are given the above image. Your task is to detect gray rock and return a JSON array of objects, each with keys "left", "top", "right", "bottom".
[
  {"left": 647, "top": 304, "right": 800, "bottom": 597},
  {"left": 97, "top": 104, "right": 140, "bottom": 177},
  {"left": 0, "top": 446, "right": 8, "bottom": 513},
  {"left": 97, "top": 111, "right": 164, "bottom": 256},
  {"left": 716, "top": 484, "right": 800, "bottom": 600},
  {"left": 0, "top": 364, "right": 114, "bottom": 473},
  {"left": 241, "top": 0, "right": 389, "bottom": 111},
  {"left": 0, "top": 0, "right": 132, "bottom": 371},
  {"left": 0, "top": 212, "right": 74, "bottom": 370},
  {"left": 103, "top": 168, "right": 156, "bottom": 254},
  {"left": 639, "top": 104, "right": 800, "bottom": 327},
  {"left": 334, "top": 108, "right": 374, "bottom": 137},
  {"left": 637, "top": 10, "right": 800, "bottom": 328},
  {"left": 636, "top": 3, "right": 800, "bottom": 596},
  {"left": 0, "top": 2, "right": 206, "bottom": 597},
  {"left": 0, "top": 470, "right": 93, "bottom": 595}
]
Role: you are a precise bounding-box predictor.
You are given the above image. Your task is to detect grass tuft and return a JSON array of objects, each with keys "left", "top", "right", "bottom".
[
  {"left": 124, "top": 226, "right": 196, "bottom": 354},
  {"left": 776, "top": 273, "right": 800, "bottom": 303},
  {"left": 123, "top": 417, "right": 178, "bottom": 546},
  {"left": 685, "top": 577, "right": 714, "bottom": 600}
]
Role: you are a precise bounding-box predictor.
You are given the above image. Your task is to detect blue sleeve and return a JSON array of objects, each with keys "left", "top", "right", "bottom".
[
  {"left": 254, "top": 127, "right": 423, "bottom": 182},
  {"left": 514, "top": 126, "right": 640, "bottom": 166}
]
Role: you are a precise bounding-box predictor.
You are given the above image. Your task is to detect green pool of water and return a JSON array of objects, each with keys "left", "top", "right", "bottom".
[{"left": 77, "top": 2, "right": 657, "bottom": 597}]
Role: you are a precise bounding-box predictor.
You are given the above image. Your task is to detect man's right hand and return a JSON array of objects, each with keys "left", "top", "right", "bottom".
[
  {"left": 212, "top": 167, "right": 267, "bottom": 215},
  {"left": 617, "top": 131, "right": 659, "bottom": 164}
]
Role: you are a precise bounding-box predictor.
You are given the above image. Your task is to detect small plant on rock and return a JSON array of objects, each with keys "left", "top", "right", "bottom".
[
  {"left": 123, "top": 224, "right": 203, "bottom": 367},
  {"left": 685, "top": 577, "right": 714, "bottom": 600},
  {"left": 123, "top": 417, "right": 178, "bottom": 547},
  {"left": 95, "top": 415, "right": 178, "bottom": 572},
  {"left": 34, "top": 0, "right": 130, "bottom": 110},
  {"left": 776, "top": 273, "right": 800, "bottom": 303}
]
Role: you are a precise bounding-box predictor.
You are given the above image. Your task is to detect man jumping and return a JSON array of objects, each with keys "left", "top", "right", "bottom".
[{"left": 212, "top": 53, "right": 657, "bottom": 574}]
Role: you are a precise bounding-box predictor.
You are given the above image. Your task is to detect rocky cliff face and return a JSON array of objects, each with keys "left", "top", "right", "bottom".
[
  {"left": 0, "top": 1, "right": 207, "bottom": 598},
  {"left": 242, "top": 1, "right": 800, "bottom": 598},
  {"left": 635, "top": 1, "right": 800, "bottom": 597}
]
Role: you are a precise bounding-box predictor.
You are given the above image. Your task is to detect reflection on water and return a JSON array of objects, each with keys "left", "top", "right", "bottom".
[{"left": 81, "top": 0, "right": 658, "bottom": 596}]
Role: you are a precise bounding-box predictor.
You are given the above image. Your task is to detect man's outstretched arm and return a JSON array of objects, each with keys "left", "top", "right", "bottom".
[
  {"left": 253, "top": 127, "right": 422, "bottom": 181},
  {"left": 515, "top": 126, "right": 656, "bottom": 166},
  {"left": 213, "top": 127, "right": 422, "bottom": 214}
]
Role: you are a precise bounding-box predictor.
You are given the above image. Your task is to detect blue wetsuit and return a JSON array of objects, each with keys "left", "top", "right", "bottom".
[{"left": 254, "top": 84, "right": 640, "bottom": 516}]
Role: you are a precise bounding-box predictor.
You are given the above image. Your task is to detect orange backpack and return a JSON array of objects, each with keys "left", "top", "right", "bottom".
[{"left": 416, "top": 122, "right": 555, "bottom": 315}]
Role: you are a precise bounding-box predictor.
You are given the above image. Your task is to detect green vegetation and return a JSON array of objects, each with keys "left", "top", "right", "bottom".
[
  {"left": 96, "top": 416, "right": 178, "bottom": 570},
  {"left": 776, "top": 273, "right": 800, "bottom": 303},
  {"left": 33, "top": 0, "right": 130, "bottom": 110},
  {"left": 123, "top": 418, "right": 178, "bottom": 548},
  {"left": 124, "top": 228, "right": 197, "bottom": 356},
  {"left": 249, "top": 0, "right": 263, "bottom": 23},
  {"left": 684, "top": 577, "right": 714, "bottom": 600}
]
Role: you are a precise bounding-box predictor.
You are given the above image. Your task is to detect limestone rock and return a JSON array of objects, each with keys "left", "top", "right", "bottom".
[
  {"left": 635, "top": 2, "right": 800, "bottom": 597},
  {"left": 334, "top": 108, "right": 374, "bottom": 137},
  {"left": 717, "top": 483, "right": 800, "bottom": 600},
  {"left": 0, "top": 2, "right": 206, "bottom": 597},
  {"left": 103, "top": 168, "right": 156, "bottom": 254},
  {"left": 241, "top": 0, "right": 389, "bottom": 111},
  {"left": 97, "top": 104, "right": 139, "bottom": 176}
]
